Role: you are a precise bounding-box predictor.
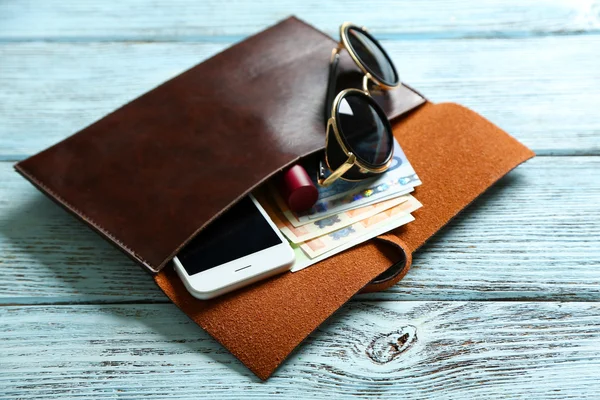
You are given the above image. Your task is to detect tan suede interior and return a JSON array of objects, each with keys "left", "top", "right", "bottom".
[{"left": 155, "top": 102, "right": 535, "bottom": 379}]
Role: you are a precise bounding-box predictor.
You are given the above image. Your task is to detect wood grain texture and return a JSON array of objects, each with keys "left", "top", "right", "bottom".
[
  {"left": 0, "top": 161, "right": 159, "bottom": 304},
  {"left": 1, "top": 301, "right": 599, "bottom": 398},
  {"left": 1, "top": 35, "right": 600, "bottom": 157},
  {"left": 2, "top": 156, "right": 599, "bottom": 304},
  {"left": 2, "top": 0, "right": 600, "bottom": 395},
  {"left": 1, "top": 0, "right": 599, "bottom": 40}
]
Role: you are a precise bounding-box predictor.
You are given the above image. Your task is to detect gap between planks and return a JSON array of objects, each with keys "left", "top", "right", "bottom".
[
  {"left": 2, "top": 297, "right": 600, "bottom": 307},
  {"left": 3, "top": 29, "right": 600, "bottom": 44}
]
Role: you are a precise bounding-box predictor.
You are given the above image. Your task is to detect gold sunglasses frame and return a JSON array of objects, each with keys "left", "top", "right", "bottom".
[{"left": 318, "top": 22, "right": 401, "bottom": 187}]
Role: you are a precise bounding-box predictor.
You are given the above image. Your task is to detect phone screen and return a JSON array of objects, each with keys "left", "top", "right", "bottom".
[{"left": 177, "top": 197, "right": 282, "bottom": 276}]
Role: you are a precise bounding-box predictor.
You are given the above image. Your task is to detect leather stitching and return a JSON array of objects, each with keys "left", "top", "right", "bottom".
[{"left": 15, "top": 165, "right": 156, "bottom": 272}]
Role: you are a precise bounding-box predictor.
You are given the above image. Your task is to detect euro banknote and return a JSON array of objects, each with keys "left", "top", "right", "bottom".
[
  {"left": 258, "top": 191, "right": 411, "bottom": 243},
  {"left": 298, "top": 195, "right": 422, "bottom": 258}
]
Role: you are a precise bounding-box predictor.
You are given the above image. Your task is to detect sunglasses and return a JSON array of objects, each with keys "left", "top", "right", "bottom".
[{"left": 318, "top": 23, "right": 400, "bottom": 187}]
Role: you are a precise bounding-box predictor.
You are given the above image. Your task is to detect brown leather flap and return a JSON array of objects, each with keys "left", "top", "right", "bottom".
[
  {"left": 14, "top": 16, "right": 424, "bottom": 273},
  {"left": 155, "top": 101, "right": 534, "bottom": 380}
]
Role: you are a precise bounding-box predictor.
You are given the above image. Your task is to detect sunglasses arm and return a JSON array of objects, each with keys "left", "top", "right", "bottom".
[
  {"left": 325, "top": 49, "right": 341, "bottom": 122},
  {"left": 318, "top": 153, "right": 356, "bottom": 187}
]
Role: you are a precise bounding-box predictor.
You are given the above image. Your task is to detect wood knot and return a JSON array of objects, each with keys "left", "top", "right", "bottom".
[{"left": 365, "top": 325, "right": 417, "bottom": 364}]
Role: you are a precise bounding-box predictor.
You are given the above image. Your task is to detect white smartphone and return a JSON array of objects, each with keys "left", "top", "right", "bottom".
[{"left": 173, "top": 194, "right": 295, "bottom": 300}]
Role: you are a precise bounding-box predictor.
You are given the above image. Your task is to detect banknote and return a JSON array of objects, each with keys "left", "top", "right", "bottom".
[
  {"left": 273, "top": 183, "right": 414, "bottom": 228},
  {"left": 298, "top": 196, "right": 422, "bottom": 259},
  {"left": 281, "top": 139, "right": 421, "bottom": 226},
  {"left": 291, "top": 212, "right": 415, "bottom": 272},
  {"left": 258, "top": 191, "right": 411, "bottom": 243}
]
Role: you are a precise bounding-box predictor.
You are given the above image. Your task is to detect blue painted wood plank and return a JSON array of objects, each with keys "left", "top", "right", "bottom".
[
  {"left": 2, "top": 156, "right": 600, "bottom": 304},
  {"left": 1, "top": 302, "right": 599, "bottom": 398},
  {"left": 0, "top": 0, "right": 598, "bottom": 41},
  {"left": 1, "top": 36, "right": 599, "bottom": 158}
]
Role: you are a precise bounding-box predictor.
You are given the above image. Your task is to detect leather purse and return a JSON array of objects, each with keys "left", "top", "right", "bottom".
[{"left": 15, "top": 16, "right": 534, "bottom": 380}]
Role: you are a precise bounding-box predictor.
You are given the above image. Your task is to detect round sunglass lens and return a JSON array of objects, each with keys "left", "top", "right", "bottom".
[
  {"left": 346, "top": 27, "right": 398, "bottom": 86},
  {"left": 335, "top": 92, "right": 393, "bottom": 167}
]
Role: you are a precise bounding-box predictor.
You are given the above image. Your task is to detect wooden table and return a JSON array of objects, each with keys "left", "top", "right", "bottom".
[{"left": 2, "top": 1, "right": 599, "bottom": 398}]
